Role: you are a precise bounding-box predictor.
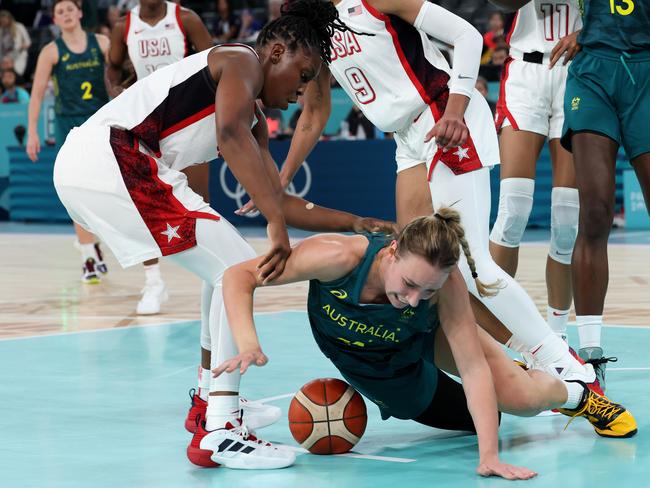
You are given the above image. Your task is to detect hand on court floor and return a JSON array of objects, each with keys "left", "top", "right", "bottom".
[
  {"left": 550, "top": 31, "right": 581, "bottom": 68},
  {"left": 26, "top": 132, "right": 40, "bottom": 162},
  {"left": 352, "top": 217, "right": 398, "bottom": 235},
  {"left": 259, "top": 220, "right": 291, "bottom": 284},
  {"left": 424, "top": 114, "right": 468, "bottom": 150},
  {"left": 476, "top": 460, "right": 537, "bottom": 480},
  {"left": 213, "top": 349, "right": 269, "bottom": 376},
  {"left": 235, "top": 199, "right": 258, "bottom": 216}
]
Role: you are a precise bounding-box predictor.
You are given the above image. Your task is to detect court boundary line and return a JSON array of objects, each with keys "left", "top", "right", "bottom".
[{"left": 0, "top": 311, "right": 647, "bottom": 342}]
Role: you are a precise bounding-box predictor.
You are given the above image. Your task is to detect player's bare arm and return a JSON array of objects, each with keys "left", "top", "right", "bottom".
[
  {"left": 438, "top": 269, "right": 536, "bottom": 480},
  {"left": 215, "top": 234, "right": 366, "bottom": 375},
  {"left": 26, "top": 42, "right": 57, "bottom": 162},
  {"left": 181, "top": 8, "right": 214, "bottom": 52},
  {"left": 210, "top": 47, "right": 290, "bottom": 282},
  {"left": 106, "top": 19, "right": 128, "bottom": 97}
]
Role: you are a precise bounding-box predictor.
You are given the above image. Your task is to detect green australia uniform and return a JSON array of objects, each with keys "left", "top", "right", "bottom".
[
  {"left": 307, "top": 235, "right": 442, "bottom": 420},
  {"left": 562, "top": 0, "right": 650, "bottom": 159},
  {"left": 52, "top": 32, "right": 109, "bottom": 145}
]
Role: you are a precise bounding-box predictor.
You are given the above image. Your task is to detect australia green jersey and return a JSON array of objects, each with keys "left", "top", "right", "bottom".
[
  {"left": 52, "top": 32, "right": 109, "bottom": 116},
  {"left": 578, "top": 0, "right": 650, "bottom": 52},
  {"left": 307, "top": 235, "right": 440, "bottom": 378}
]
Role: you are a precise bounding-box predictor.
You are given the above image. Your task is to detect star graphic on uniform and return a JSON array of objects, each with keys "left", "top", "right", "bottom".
[
  {"left": 453, "top": 146, "right": 470, "bottom": 161},
  {"left": 161, "top": 223, "right": 181, "bottom": 243}
]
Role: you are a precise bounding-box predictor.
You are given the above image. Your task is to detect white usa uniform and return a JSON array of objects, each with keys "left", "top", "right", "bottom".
[
  {"left": 53, "top": 46, "right": 258, "bottom": 268},
  {"left": 125, "top": 1, "right": 187, "bottom": 80},
  {"left": 330, "top": 0, "right": 499, "bottom": 175},
  {"left": 496, "top": 0, "right": 582, "bottom": 139}
]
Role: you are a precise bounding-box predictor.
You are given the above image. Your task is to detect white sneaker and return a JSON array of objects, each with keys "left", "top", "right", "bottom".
[
  {"left": 136, "top": 281, "right": 168, "bottom": 315},
  {"left": 188, "top": 419, "right": 295, "bottom": 469},
  {"left": 534, "top": 351, "right": 602, "bottom": 395},
  {"left": 240, "top": 397, "right": 282, "bottom": 430}
]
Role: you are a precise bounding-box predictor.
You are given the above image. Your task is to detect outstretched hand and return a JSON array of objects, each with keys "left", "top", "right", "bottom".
[
  {"left": 213, "top": 349, "right": 269, "bottom": 376},
  {"left": 477, "top": 460, "right": 537, "bottom": 480},
  {"left": 352, "top": 217, "right": 398, "bottom": 235}
]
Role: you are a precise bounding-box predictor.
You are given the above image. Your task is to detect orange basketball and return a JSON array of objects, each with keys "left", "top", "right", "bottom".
[{"left": 288, "top": 378, "right": 367, "bottom": 455}]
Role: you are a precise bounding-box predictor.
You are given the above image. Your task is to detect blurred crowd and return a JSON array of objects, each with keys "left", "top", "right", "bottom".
[{"left": 0, "top": 0, "right": 512, "bottom": 137}]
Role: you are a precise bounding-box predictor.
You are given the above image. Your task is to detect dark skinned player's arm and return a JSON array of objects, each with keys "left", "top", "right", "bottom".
[
  {"left": 252, "top": 104, "right": 368, "bottom": 232},
  {"left": 106, "top": 19, "right": 128, "bottom": 98},
  {"left": 181, "top": 8, "right": 214, "bottom": 52},
  {"left": 211, "top": 49, "right": 284, "bottom": 227}
]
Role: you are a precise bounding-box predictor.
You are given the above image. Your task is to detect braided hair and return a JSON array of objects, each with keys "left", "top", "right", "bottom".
[
  {"left": 257, "top": 0, "right": 366, "bottom": 64},
  {"left": 396, "top": 208, "right": 502, "bottom": 298}
]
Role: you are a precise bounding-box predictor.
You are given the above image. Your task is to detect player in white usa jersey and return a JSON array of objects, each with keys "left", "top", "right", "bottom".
[
  {"left": 235, "top": 0, "right": 601, "bottom": 410},
  {"left": 490, "top": 0, "right": 583, "bottom": 355},
  {"left": 106, "top": 1, "right": 214, "bottom": 315},
  {"left": 54, "top": 0, "right": 393, "bottom": 469}
]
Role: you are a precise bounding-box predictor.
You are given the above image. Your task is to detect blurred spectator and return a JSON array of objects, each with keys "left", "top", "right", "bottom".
[
  {"left": 1, "top": 68, "right": 30, "bottom": 103},
  {"left": 96, "top": 23, "right": 112, "bottom": 38},
  {"left": 263, "top": 105, "right": 284, "bottom": 138},
  {"left": 341, "top": 105, "right": 375, "bottom": 140},
  {"left": 238, "top": 8, "right": 263, "bottom": 42},
  {"left": 475, "top": 76, "right": 495, "bottom": 114},
  {"left": 213, "top": 0, "right": 240, "bottom": 43},
  {"left": 269, "top": 0, "right": 283, "bottom": 22},
  {"left": 480, "top": 45, "right": 508, "bottom": 81},
  {"left": 483, "top": 11, "right": 504, "bottom": 50},
  {"left": 0, "top": 10, "right": 31, "bottom": 77},
  {"left": 491, "top": 46, "right": 508, "bottom": 66}
]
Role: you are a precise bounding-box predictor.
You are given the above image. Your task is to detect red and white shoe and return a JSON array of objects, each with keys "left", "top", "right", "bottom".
[
  {"left": 185, "top": 390, "right": 282, "bottom": 433},
  {"left": 187, "top": 419, "right": 295, "bottom": 469},
  {"left": 533, "top": 348, "right": 603, "bottom": 396}
]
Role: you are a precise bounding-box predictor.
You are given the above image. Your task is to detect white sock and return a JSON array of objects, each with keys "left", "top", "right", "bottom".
[
  {"left": 143, "top": 263, "right": 162, "bottom": 284},
  {"left": 206, "top": 395, "right": 240, "bottom": 430},
  {"left": 529, "top": 332, "right": 570, "bottom": 367},
  {"left": 577, "top": 315, "right": 602, "bottom": 349},
  {"left": 80, "top": 243, "right": 96, "bottom": 262},
  {"left": 547, "top": 306, "right": 570, "bottom": 338},
  {"left": 505, "top": 335, "right": 528, "bottom": 354},
  {"left": 561, "top": 381, "right": 587, "bottom": 410},
  {"left": 197, "top": 366, "right": 211, "bottom": 401}
]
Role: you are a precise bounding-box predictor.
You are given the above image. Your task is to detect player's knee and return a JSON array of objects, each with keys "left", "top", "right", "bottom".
[
  {"left": 580, "top": 197, "right": 613, "bottom": 240},
  {"left": 489, "top": 178, "right": 535, "bottom": 248},
  {"left": 549, "top": 187, "right": 579, "bottom": 265}
]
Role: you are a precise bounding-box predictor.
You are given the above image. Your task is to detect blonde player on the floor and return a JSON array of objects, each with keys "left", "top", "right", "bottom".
[
  {"left": 239, "top": 0, "right": 599, "bottom": 389},
  {"left": 106, "top": 0, "right": 213, "bottom": 315},
  {"left": 53, "top": 0, "right": 393, "bottom": 469},
  {"left": 210, "top": 208, "right": 636, "bottom": 474},
  {"left": 26, "top": 0, "right": 110, "bottom": 284},
  {"left": 490, "top": 0, "right": 582, "bottom": 348}
]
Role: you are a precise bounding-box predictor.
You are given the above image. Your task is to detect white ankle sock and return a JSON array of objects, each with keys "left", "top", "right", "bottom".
[
  {"left": 561, "top": 381, "right": 586, "bottom": 410},
  {"left": 144, "top": 263, "right": 162, "bottom": 284},
  {"left": 206, "top": 395, "right": 240, "bottom": 430},
  {"left": 547, "top": 306, "right": 569, "bottom": 338},
  {"left": 80, "top": 243, "right": 96, "bottom": 261},
  {"left": 577, "top": 315, "right": 602, "bottom": 349},
  {"left": 505, "top": 335, "right": 528, "bottom": 354},
  {"left": 529, "top": 332, "right": 570, "bottom": 367},
  {"left": 197, "top": 367, "right": 211, "bottom": 401}
]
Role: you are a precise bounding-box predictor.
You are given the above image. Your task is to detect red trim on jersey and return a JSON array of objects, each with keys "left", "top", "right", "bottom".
[
  {"left": 495, "top": 57, "right": 520, "bottom": 132},
  {"left": 360, "top": 0, "right": 385, "bottom": 20},
  {"left": 175, "top": 4, "right": 188, "bottom": 57},
  {"left": 124, "top": 11, "right": 131, "bottom": 43},
  {"left": 505, "top": 11, "right": 518, "bottom": 44},
  {"left": 159, "top": 104, "right": 215, "bottom": 140}
]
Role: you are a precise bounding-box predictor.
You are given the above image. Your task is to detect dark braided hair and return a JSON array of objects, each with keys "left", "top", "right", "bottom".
[{"left": 257, "top": 0, "right": 367, "bottom": 64}]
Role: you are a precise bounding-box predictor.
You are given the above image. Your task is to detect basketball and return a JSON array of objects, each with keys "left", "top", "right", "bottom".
[{"left": 288, "top": 378, "right": 368, "bottom": 455}]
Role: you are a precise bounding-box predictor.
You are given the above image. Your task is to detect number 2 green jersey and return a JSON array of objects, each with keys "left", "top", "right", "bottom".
[
  {"left": 578, "top": 0, "right": 650, "bottom": 52},
  {"left": 52, "top": 32, "right": 109, "bottom": 116}
]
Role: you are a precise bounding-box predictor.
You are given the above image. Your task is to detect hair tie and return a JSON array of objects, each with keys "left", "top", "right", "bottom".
[
  {"left": 471, "top": 271, "right": 478, "bottom": 279},
  {"left": 434, "top": 213, "right": 447, "bottom": 222}
]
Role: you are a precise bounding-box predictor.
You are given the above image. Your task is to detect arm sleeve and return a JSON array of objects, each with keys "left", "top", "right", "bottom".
[{"left": 413, "top": 1, "right": 482, "bottom": 98}]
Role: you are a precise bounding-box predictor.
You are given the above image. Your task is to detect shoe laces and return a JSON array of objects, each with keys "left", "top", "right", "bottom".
[
  {"left": 563, "top": 393, "right": 621, "bottom": 430},
  {"left": 229, "top": 420, "right": 269, "bottom": 446},
  {"left": 588, "top": 356, "right": 618, "bottom": 367}
]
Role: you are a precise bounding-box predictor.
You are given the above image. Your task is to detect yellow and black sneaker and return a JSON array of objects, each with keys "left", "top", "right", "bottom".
[{"left": 559, "top": 380, "right": 637, "bottom": 438}]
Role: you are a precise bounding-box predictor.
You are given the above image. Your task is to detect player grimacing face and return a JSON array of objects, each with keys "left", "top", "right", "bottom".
[
  {"left": 261, "top": 42, "right": 321, "bottom": 110},
  {"left": 54, "top": 1, "right": 82, "bottom": 30},
  {"left": 382, "top": 246, "right": 449, "bottom": 309}
]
